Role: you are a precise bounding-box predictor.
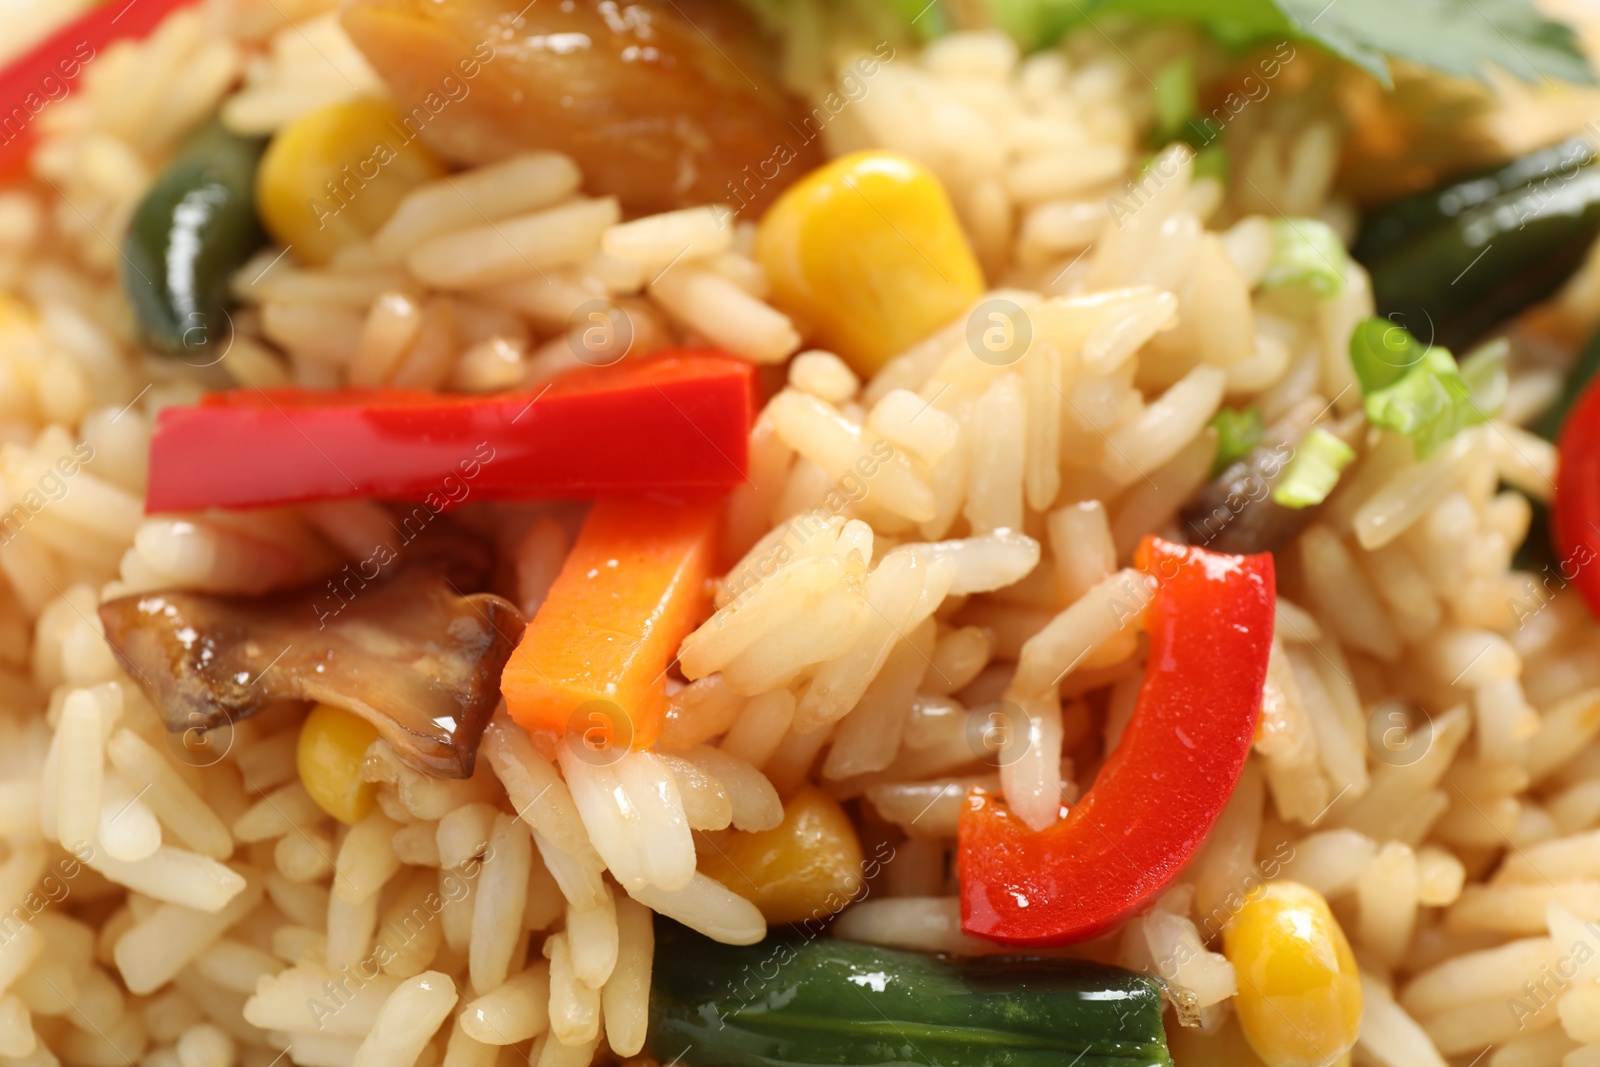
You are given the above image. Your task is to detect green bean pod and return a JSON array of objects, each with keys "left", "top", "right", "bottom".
[
  {"left": 648, "top": 921, "right": 1174, "bottom": 1067},
  {"left": 122, "top": 119, "right": 266, "bottom": 358},
  {"left": 1354, "top": 136, "right": 1600, "bottom": 351}
]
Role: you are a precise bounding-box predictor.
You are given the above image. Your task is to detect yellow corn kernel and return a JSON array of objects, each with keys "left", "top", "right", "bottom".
[
  {"left": 756, "top": 151, "right": 984, "bottom": 377},
  {"left": 1223, "top": 881, "right": 1362, "bottom": 1067},
  {"left": 256, "top": 98, "right": 446, "bottom": 264},
  {"left": 698, "top": 785, "right": 863, "bottom": 925},
  {"left": 297, "top": 703, "right": 380, "bottom": 824}
]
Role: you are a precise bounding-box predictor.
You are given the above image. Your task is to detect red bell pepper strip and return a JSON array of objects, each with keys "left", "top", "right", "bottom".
[
  {"left": 146, "top": 350, "right": 756, "bottom": 512},
  {"left": 0, "top": 0, "right": 204, "bottom": 179},
  {"left": 958, "top": 535, "right": 1275, "bottom": 947},
  {"left": 1554, "top": 375, "right": 1600, "bottom": 617}
]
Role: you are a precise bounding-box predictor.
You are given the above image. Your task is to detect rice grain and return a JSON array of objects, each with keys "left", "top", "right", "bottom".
[{"left": 349, "top": 971, "right": 456, "bottom": 1067}]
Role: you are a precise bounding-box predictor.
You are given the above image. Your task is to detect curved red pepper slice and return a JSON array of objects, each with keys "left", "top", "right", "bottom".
[
  {"left": 1555, "top": 377, "right": 1600, "bottom": 617},
  {"left": 958, "top": 536, "right": 1275, "bottom": 947}
]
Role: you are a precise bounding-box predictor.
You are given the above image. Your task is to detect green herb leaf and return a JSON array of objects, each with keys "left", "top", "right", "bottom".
[
  {"left": 1274, "top": 0, "right": 1595, "bottom": 87},
  {"left": 1271, "top": 427, "right": 1355, "bottom": 508},
  {"left": 1209, "top": 407, "right": 1265, "bottom": 476},
  {"left": 1261, "top": 217, "right": 1347, "bottom": 297},
  {"left": 972, "top": 0, "right": 1593, "bottom": 87}
]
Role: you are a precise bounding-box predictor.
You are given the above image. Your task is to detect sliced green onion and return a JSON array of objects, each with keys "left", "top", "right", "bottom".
[
  {"left": 1261, "top": 218, "right": 1348, "bottom": 297},
  {"left": 1348, "top": 316, "right": 1486, "bottom": 458},
  {"left": 1191, "top": 143, "right": 1229, "bottom": 186},
  {"left": 1153, "top": 58, "right": 1197, "bottom": 144},
  {"left": 1209, "top": 406, "right": 1264, "bottom": 477},
  {"left": 1459, "top": 337, "right": 1509, "bottom": 421},
  {"left": 1271, "top": 428, "right": 1356, "bottom": 509},
  {"left": 1367, "top": 348, "right": 1474, "bottom": 458},
  {"left": 1349, "top": 316, "right": 1427, "bottom": 393}
]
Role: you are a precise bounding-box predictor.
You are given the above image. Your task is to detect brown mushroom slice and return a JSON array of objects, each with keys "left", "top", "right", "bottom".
[
  {"left": 341, "top": 0, "right": 826, "bottom": 216},
  {"left": 100, "top": 574, "right": 525, "bottom": 778}
]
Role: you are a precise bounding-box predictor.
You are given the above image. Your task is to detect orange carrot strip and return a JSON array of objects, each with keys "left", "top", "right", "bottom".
[{"left": 501, "top": 495, "right": 721, "bottom": 751}]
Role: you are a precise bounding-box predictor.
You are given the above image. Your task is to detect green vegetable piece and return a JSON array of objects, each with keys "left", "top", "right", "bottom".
[
  {"left": 648, "top": 921, "right": 1173, "bottom": 1067},
  {"left": 1209, "top": 406, "right": 1265, "bottom": 477},
  {"left": 123, "top": 119, "right": 266, "bottom": 358},
  {"left": 980, "top": 0, "right": 1081, "bottom": 52},
  {"left": 1153, "top": 58, "right": 1196, "bottom": 145},
  {"left": 1057, "top": 0, "right": 1592, "bottom": 86},
  {"left": 1364, "top": 346, "right": 1472, "bottom": 458},
  {"left": 885, "top": 0, "right": 951, "bottom": 39},
  {"left": 1191, "top": 143, "right": 1229, "bottom": 186},
  {"left": 1272, "top": 427, "right": 1356, "bottom": 509},
  {"left": 1348, "top": 316, "right": 1426, "bottom": 393},
  {"left": 1349, "top": 316, "right": 1486, "bottom": 458},
  {"left": 1273, "top": 0, "right": 1594, "bottom": 88},
  {"left": 1261, "top": 218, "right": 1347, "bottom": 297},
  {"left": 1458, "top": 338, "right": 1509, "bottom": 421},
  {"left": 1355, "top": 137, "right": 1600, "bottom": 352},
  {"left": 802, "top": 0, "right": 1592, "bottom": 95}
]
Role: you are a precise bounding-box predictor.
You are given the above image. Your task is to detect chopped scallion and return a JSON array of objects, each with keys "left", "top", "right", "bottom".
[
  {"left": 1349, "top": 315, "right": 1427, "bottom": 393},
  {"left": 1192, "top": 143, "right": 1229, "bottom": 185},
  {"left": 1348, "top": 317, "right": 1481, "bottom": 459},
  {"left": 1271, "top": 427, "right": 1356, "bottom": 509},
  {"left": 1209, "top": 407, "right": 1264, "bottom": 477},
  {"left": 1153, "top": 58, "right": 1197, "bottom": 144},
  {"left": 1262, "top": 217, "right": 1347, "bottom": 297}
]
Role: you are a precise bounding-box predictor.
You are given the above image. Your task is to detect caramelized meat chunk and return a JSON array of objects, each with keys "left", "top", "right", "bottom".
[
  {"left": 341, "top": 0, "right": 825, "bottom": 216},
  {"left": 100, "top": 572, "right": 524, "bottom": 778}
]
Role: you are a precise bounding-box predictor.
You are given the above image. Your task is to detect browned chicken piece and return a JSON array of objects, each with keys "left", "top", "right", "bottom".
[{"left": 341, "top": 0, "right": 826, "bottom": 216}]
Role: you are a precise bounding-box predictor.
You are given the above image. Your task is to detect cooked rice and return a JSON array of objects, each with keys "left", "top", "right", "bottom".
[{"left": 2, "top": 1, "right": 1600, "bottom": 1064}]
